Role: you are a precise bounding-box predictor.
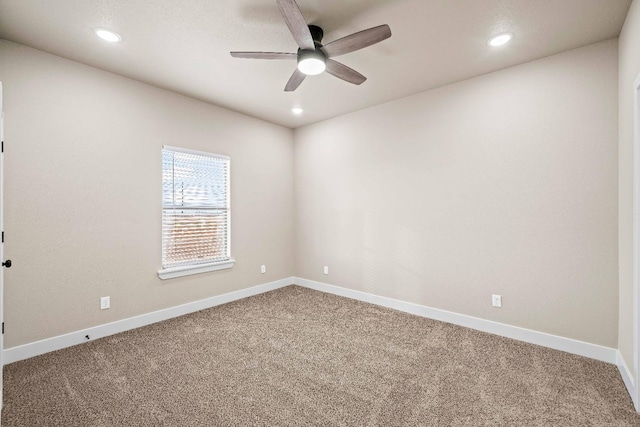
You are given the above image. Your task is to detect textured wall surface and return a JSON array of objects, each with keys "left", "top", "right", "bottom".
[
  {"left": 294, "top": 40, "right": 619, "bottom": 347},
  {"left": 0, "top": 36, "right": 622, "bottom": 353},
  {"left": 0, "top": 40, "right": 295, "bottom": 348},
  {"left": 618, "top": 0, "right": 640, "bottom": 379}
]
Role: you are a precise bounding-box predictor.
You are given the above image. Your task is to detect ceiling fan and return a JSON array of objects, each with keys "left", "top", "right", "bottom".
[{"left": 230, "top": 0, "right": 392, "bottom": 92}]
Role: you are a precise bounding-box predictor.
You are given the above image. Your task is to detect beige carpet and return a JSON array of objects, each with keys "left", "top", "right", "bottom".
[{"left": 2, "top": 285, "right": 639, "bottom": 426}]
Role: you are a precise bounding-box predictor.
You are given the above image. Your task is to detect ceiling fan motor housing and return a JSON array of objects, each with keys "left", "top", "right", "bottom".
[
  {"left": 296, "top": 25, "right": 326, "bottom": 75},
  {"left": 297, "top": 48, "right": 326, "bottom": 62}
]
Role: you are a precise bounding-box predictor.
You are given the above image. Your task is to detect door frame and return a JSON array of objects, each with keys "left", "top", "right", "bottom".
[
  {"left": 633, "top": 71, "right": 640, "bottom": 411},
  {"left": 0, "top": 80, "right": 4, "bottom": 413}
]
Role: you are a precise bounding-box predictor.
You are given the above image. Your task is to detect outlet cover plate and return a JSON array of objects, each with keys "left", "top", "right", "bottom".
[{"left": 100, "top": 296, "right": 110, "bottom": 310}]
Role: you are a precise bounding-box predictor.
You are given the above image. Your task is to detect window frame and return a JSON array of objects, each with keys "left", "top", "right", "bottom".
[{"left": 158, "top": 145, "right": 234, "bottom": 280}]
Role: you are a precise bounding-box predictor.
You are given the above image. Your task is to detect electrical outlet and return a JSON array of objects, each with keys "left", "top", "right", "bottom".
[
  {"left": 492, "top": 294, "right": 502, "bottom": 308},
  {"left": 260, "top": 265, "right": 266, "bottom": 274},
  {"left": 100, "top": 296, "right": 110, "bottom": 310},
  {"left": 323, "top": 266, "right": 329, "bottom": 275}
]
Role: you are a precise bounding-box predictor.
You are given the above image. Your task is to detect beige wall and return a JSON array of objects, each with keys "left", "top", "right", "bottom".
[
  {"left": 0, "top": 35, "right": 622, "bottom": 352},
  {"left": 0, "top": 40, "right": 295, "bottom": 348},
  {"left": 294, "top": 40, "right": 619, "bottom": 347},
  {"left": 618, "top": 0, "right": 640, "bottom": 378}
]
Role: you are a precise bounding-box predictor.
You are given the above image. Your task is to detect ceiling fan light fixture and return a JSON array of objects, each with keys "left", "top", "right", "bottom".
[
  {"left": 94, "top": 28, "right": 121, "bottom": 43},
  {"left": 488, "top": 32, "right": 513, "bottom": 47},
  {"left": 297, "top": 50, "right": 326, "bottom": 75}
]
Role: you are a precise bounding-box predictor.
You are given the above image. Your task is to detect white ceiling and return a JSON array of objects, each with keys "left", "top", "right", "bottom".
[{"left": 0, "top": 0, "right": 632, "bottom": 128}]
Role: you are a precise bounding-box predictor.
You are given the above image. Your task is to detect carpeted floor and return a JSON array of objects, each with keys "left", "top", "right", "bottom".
[{"left": 2, "top": 285, "right": 639, "bottom": 426}]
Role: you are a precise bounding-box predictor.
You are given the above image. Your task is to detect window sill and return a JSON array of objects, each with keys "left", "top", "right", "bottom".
[{"left": 158, "top": 259, "right": 235, "bottom": 280}]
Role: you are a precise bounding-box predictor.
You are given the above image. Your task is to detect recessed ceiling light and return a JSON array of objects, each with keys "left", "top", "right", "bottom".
[
  {"left": 94, "top": 28, "right": 121, "bottom": 43},
  {"left": 488, "top": 32, "right": 513, "bottom": 47},
  {"left": 291, "top": 107, "right": 304, "bottom": 115}
]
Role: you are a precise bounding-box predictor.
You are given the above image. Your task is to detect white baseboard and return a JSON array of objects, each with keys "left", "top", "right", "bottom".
[
  {"left": 293, "top": 277, "right": 617, "bottom": 364},
  {"left": 3, "top": 277, "right": 294, "bottom": 364},
  {"left": 617, "top": 350, "right": 638, "bottom": 409},
  {"left": 2, "top": 276, "right": 620, "bottom": 369}
]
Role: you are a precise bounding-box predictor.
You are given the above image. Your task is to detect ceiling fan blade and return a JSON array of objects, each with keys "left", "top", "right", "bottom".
[
  {"left": 284, "top": 69, "right": 306, "bottom": 91},
  {"left": 277, "top": 0, "right": 315, "bottom": 50},
  {"left": 322, "top": 24, "right": 391, "bottom": 58},
  {"left": 325, "top": 60, "right": 366, "bottom": 85},
  {"left": 230, "top": 52, "right": 297, "bottom": 60}
]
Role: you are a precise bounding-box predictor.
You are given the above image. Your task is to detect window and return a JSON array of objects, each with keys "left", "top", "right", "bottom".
[{"left": 158, "top": 146, "right": 234, "bottom": 279}]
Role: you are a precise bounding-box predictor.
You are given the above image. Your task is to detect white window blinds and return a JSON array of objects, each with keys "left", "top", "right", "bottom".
[{"left": 161, "top": 146, "right": 231, "bottom": 272}]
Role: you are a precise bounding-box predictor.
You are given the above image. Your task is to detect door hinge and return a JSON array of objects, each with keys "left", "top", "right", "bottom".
[
  {"left": 2, "top": 323, "right": 4, "bottom": 334},
  {"left": 1, "top": 140, "right": 3, "bottom": 153},
  {"left": 2, "top": 231, "right": 4, "bottom": 243}
]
